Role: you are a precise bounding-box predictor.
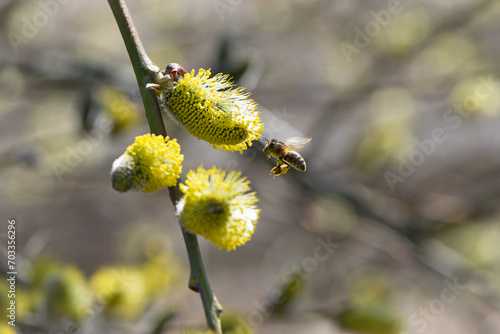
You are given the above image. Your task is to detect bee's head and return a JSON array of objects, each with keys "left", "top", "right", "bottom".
[{"left": 262, "top": 138, "right": 277, "bottom": 152}]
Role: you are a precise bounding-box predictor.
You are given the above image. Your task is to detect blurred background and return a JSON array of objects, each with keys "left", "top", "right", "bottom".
[{"left": 1, "top": 0, "right": 500, "bottom": 333}]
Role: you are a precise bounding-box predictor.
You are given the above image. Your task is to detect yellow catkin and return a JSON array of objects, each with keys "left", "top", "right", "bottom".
[
  {"left": 164, "top": 69, "right": 263, "bottom": 153},
  {"left": 177, "top": 166, "right": 260, "bottom": 251},
  {"left": 111, "top": 134, "right": 184, "bottom": 193}
]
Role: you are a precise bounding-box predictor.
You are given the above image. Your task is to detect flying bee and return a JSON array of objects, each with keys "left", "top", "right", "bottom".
[{"left": 262, "top": 137, "right": 311, "bottom": 178}]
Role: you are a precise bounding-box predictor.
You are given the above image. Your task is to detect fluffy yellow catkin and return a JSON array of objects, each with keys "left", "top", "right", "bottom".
[
  {"left": 177, "top": 166, "right": 260, "bottom": 251},
  {"left": 163, "top": 68, "right": 263, "bottom": 153},
  {"left": 111, "top": 134, "right": 183, "bottom": 193}
]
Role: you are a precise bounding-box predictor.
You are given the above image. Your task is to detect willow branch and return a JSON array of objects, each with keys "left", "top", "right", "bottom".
[
  {"left": 108, "top": 0, "right": 222, "bottom": 332},
  {"left": 108, "top": 0, "right": 165, "bottom": 135}
]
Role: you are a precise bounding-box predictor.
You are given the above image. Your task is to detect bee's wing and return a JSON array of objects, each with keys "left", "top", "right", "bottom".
[{"left": 285, "top": 137, "right": 311, "bottom": 151}]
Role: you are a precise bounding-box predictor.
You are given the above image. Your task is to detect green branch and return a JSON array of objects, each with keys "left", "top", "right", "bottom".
[
  {"left": 182, "top": 226, "right": 223, "bottom": 330},
  {"left": 107, "top": 1, "right": 222, "bottom": 332},
  {"left": 108, "top": 0, "right": 165, "bottom": 135}
]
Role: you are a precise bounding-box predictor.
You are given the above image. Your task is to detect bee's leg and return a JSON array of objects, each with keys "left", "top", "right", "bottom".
[
  {"left": 270, "top": 162, "right": 281, "bottom": 178},
  {"left": 269, "top": 168, "right": 277, "bottom": 179},
  {"left": 277, "top": 159, "right": 290, "bottom": 175},
  {"left": 279, "top": 163, "right": 289, "bottom": 175}
]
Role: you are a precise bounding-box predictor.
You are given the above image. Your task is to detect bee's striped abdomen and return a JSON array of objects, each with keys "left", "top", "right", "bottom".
[{"left": 284, "top": 151, "right": 306, "bottom": 171}]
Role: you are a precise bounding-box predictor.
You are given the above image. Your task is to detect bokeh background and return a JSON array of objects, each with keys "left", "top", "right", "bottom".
[{"left": 2, "top": 0, "right": 500, "bottom": 333}]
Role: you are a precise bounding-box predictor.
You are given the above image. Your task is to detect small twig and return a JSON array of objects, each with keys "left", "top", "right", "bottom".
[{"left": 107, "top": 1, "right": 222, "bottom": 332}]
